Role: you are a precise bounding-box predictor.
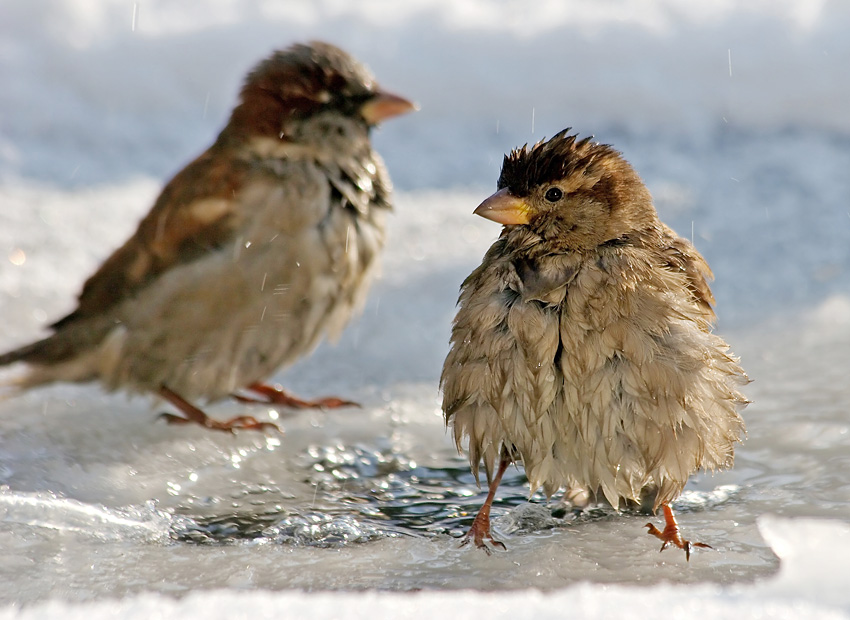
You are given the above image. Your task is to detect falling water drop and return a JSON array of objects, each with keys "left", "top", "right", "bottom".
[{"left": 8, "top": 248, "right": 25, "bottom": 266}]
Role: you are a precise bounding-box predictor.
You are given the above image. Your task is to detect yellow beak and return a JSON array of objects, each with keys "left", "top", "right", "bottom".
[
  {"left": 473, "top": 188, "right": 532, "bottom": 225},
  {"left": 360, "top": 91, "right": 418, "bottom": 124}
]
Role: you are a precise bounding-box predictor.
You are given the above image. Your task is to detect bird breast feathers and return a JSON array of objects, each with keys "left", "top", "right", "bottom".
[{"left": 443, "top": 239, "right": 745, "bottom": 501}]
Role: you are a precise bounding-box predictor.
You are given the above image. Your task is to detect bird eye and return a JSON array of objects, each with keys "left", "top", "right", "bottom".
[{"left": 544, "top": 187, "right": 563, "bottom": 203}]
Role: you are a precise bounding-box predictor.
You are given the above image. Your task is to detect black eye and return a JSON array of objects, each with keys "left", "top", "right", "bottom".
[{"left": 544, "top": 187, "right": 563, "bottom": 202}]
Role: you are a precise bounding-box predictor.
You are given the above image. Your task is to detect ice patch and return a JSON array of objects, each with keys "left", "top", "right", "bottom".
[
  {"left": 0, "top": 488, "right": 172, "bottom": 543},
  {"left": 0, "top": 517, "right": 847, "bottom": 619}
]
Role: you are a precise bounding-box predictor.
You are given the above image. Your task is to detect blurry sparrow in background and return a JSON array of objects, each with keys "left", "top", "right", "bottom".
[{"left": 0, "top": 41, "right": 416, "bottom": 432}]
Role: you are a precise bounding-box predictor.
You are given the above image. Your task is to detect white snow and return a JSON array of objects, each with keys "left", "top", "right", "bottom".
[{"left": 2, "top": 0, "right": 850, "bottom": 618}]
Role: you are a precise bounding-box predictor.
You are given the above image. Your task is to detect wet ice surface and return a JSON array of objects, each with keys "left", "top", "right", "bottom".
[
  {"left": 0, "top": 403, "right": 779, "bottom": 600},
  {"left": 0, "top": 381, "right": 775, "bottom": 598}
]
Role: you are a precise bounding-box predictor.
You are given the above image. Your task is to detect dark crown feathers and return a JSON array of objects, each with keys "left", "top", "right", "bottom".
[{"left": 498, "top": 129, "right": 621, "bottom": 197}]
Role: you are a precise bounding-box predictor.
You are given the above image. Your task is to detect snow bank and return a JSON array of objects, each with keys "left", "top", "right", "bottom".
[{"left": 1, "top": 0, "right": 848, "bottom": 188}]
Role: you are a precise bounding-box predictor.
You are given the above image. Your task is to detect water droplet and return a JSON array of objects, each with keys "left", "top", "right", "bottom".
[{"left": 8, "top": 248, "right": 25, "bottom": 266}]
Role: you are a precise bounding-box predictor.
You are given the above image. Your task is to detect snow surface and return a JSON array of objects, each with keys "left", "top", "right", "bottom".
[
  {"left": 2, "top": 0, "right": 850, "bottom": 618},
  {"left": 1, "top": 516, "right": 849, "bottom": 620}
]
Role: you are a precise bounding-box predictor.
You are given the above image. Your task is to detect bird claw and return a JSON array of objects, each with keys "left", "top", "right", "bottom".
[
  {"left": 217, "top": 415, "right": 282, "bottom": 433},
  {"left": 645, "top": 507, "right": 712, "bottom": 561},
  {"left": 488, "top": 538, "right": 508, "bottom": 553},
  {"left": 234, "top": 383, "right": 360, "bottom": 409},
  {"left": 158, "top": 411, "right": 281, "bottom": 434},
  {"left": 157, "top": 386, "right": 280, "bottom": 433},
  {"left": 460, "top": 515, "right": 507, "bottom": 554}
]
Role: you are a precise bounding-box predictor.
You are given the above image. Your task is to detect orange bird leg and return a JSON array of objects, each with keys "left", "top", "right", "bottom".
[
  {"left": 158, "top": 385, "right": 281, "bottom": 433},
  {"left": 232, "top": 382, "right": 360, "bottom": 409},
  {"left": 461, "top": 450, "right": 511, "bottom": 554},
  {"left": 645, "top": 503, "right": 712, "bottom": 561}
]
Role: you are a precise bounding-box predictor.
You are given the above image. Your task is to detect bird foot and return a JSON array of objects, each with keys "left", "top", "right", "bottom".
[
  {"left": 158, "top": 412, "right": 281, "bottom": 433},
  {"left": 233, "top": 382, "right": 359, "bottom": 409},
  {"left": 158, "top": 385, "right": 281, "bottom": 433},
  {"left": 460, "top": 451, "right": 511, "bottom": 554},
  {"left": 645, "top": 504, "right": 711, "bottom": 561},
  {"left": 460, "top": 510, "right": 507, "bottom": 554}
]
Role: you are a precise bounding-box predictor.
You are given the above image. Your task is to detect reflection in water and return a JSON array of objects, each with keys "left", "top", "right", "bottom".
[{"left": 168, "top": 443, "right": 741, "bottom": 546}]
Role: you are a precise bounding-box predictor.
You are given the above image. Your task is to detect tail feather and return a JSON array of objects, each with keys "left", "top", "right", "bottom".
[
  {"left": 0, "top": 336, "right": 58, "bottom": 394},
  {"left": 0, "top": 337, "right": 59, "bottom": 367},
  {"left": 0, "top": 342, "right": 40, "bottom": 397},
  {"left": 0, "top": 319, "right": 115, "bottom": 393},
  {"left": 0, "top": 315, "right": 114, "bottom": 368}
]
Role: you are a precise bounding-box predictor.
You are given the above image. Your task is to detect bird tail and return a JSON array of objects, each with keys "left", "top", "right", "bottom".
[
  {"left": 0, "top": 337, "right": 57, "bottom": 367},
  {"left": 0, "top": 337, "right": 59, "bottom": 395},
  {"left": 0, "top": 322, "right": 110, "bottom": 393},
  {"left": 0, "top": 346, "right": 32, "bottom": 400}
]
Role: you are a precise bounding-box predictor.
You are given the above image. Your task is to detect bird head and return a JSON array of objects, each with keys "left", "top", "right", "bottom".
[
  {"left": 475, "top": 129, "right": 657, "bottom": 252},
  {"left": 224, "top": 41, "right": 416, "bottom": 143}
]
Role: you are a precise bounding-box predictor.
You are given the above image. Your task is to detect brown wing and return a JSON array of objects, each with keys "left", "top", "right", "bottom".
[
  {"left": 657, "top": 224, "right": 716, "bottom": 322},
  {"left": 51, "top": 147, "right": 250, "bottom": 330}
]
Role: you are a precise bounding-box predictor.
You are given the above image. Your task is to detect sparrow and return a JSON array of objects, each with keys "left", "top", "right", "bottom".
[
  {"left": 441, "top": 129, "right": 748, "bottom": 559},
  {"left": 0, "top": 41, "right": 415, "bottom": 432}
]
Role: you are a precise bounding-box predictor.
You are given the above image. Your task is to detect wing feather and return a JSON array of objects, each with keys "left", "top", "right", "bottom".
[
  {"left": 52, "top": 148, "right": 249, "bottom": 329},
  {"left": 657, "top": 224, "right": 716, "bottom": 322}
]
